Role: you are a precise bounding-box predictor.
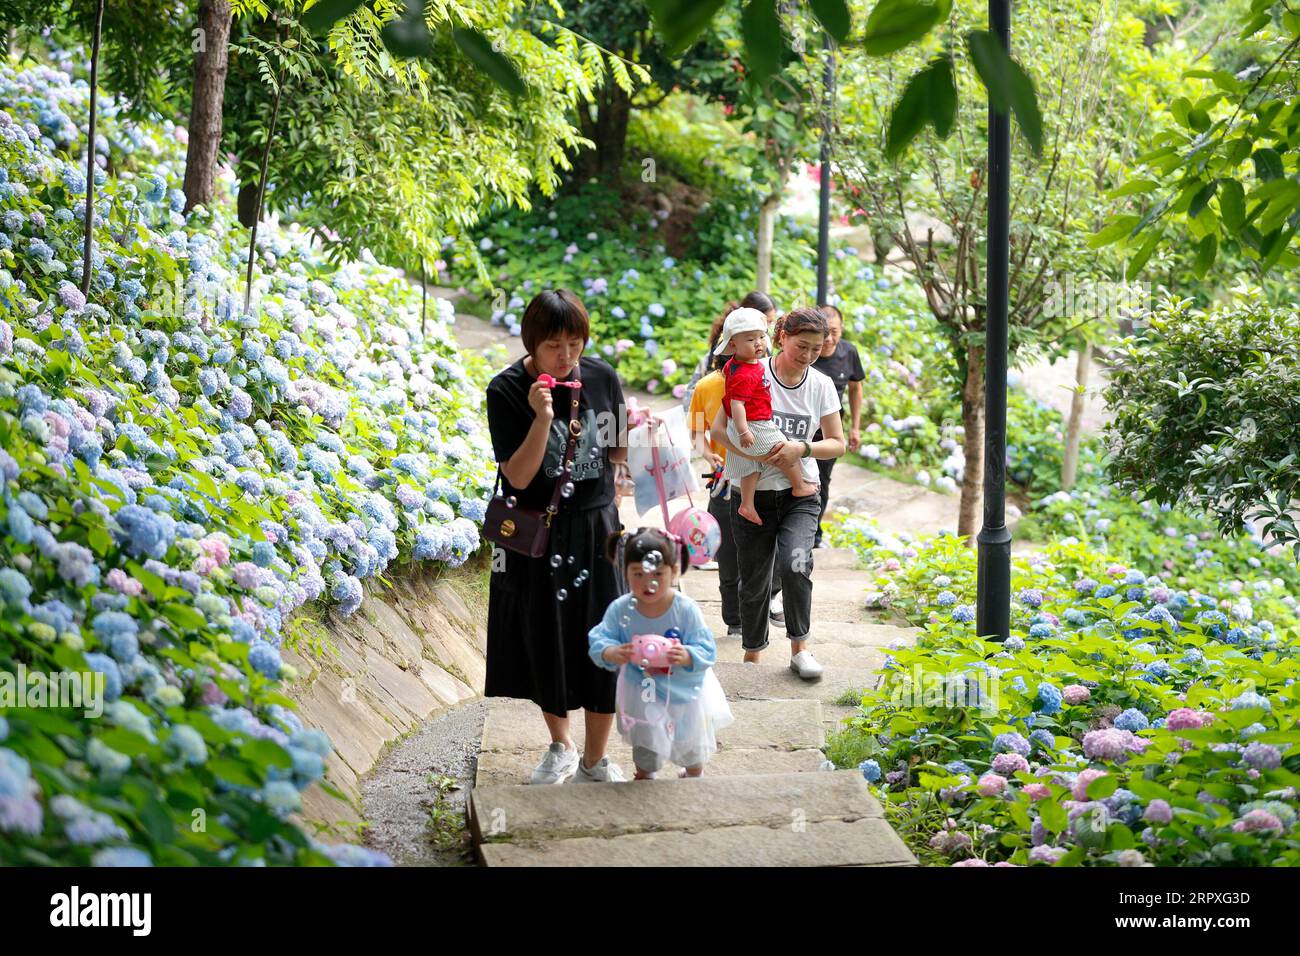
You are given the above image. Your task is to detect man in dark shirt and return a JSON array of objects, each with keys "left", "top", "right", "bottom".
[{"left": 810, "top": 305, "right": 864, "bottom": 549}]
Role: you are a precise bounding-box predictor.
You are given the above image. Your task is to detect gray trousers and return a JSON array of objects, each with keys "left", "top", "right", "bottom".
[{"left": 730, "top": 489, "right": 819, "bottom": 651}]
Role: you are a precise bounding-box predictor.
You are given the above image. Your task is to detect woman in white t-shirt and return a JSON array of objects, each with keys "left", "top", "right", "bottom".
[{"left": 709, "top": 307, "right": 845, "bottom": 678}]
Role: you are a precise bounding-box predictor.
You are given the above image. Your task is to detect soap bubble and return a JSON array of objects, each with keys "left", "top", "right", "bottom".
[
  {"left": 556, "top": 588, "right": 568, "bottom": 602},
  {"left": 567, "top": 555, "right": 576, "bottom": 565},
  {"left": 550, "top": 554, "right": 562, "bottom": 568},
  {"left": 505, "top": 495, "right": 517, "bottom": 508},
  {"left": 560, "top": 481, "right": 575, "bottom": 498}
]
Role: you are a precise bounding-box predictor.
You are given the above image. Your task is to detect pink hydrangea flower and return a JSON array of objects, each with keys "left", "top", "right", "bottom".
[
  {"left": 193, "top": 556, "right": 218, "bottom": 576},
  {"left": 1232, "top": 809, "right": 1283, "bottom": 834},
  {"left": 991, "top": 753, "right": 1029, "bottom": 777},
  {"left": 1083, "top": 728, "right": 1149, "bottom": 762},
  {"left": 1144, "top": 799, "right": 1173, "bottom": 824},
  {"left": 104, "top": 568, "right": 144, "bottom": 597},
  {"left": 198, "top": 535, "right": 231, "bottom": 565},
  {"left": 672, "top": 384, "right": 687, "bottom": 399},
  {"left": 1023, "top": 783, "right": 1051, "bottom": 801},
  {"left": 1071, "top": 768, "right": 1109, "bottom": 801},
  {"left": 1062, "top": 684, "right": 1091, "bottom": 705},
  {"left": 977, "top": 773, "right": 1008, "bottom": 797},
  {"left": 1166, "top": 708, "right": 1210, "bottom": 731}
]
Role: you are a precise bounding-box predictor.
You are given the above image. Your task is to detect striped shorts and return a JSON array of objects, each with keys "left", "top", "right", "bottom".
[{"left": 723, "top": 419, "right": 786, "bottom": 481}]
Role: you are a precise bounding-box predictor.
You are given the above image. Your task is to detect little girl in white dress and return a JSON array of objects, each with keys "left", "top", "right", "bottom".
[{"left": 589, "top": 528, "right": 734, "bottom": 779}]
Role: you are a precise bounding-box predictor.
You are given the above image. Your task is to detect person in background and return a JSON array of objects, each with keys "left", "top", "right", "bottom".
[
  {"left": 810, "top": 304, "right": 864, "bottom": 549},
  {"left": 687, "top": 313, "right": 742, "bottom": 637},
  {"left": 680, "top": 290, "right": 777, "bottom": 412}
]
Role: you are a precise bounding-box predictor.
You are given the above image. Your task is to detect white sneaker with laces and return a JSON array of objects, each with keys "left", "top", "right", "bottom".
[
  {"left": 571, "top": 755, "right": 627, "bottom": 783},
  {"left": 769, "top": 592, "right": 785, "bottom": 625},
  {"left": 530, "top": 741, "right": 579, "bottom": 784},
  {"left": 790, "top": 649, "right": 825, "bottom": 681}
]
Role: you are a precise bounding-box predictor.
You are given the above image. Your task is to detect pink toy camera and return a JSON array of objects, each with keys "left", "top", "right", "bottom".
[{"left": 630, "top": 632, "right": 680, "bottom": 673}]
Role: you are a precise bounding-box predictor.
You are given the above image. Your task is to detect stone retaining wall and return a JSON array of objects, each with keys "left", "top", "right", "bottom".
[{"left": 283, "top": 561, "right": 489, "bottom": 832}]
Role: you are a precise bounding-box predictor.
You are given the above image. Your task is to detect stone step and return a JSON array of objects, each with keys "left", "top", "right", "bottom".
[
  {"left": 481, "top": 696, "right": 824, "bottom": 751},
  {"left": 470, "top": 769, "right": 882, "bottom": 843},
  {"left": 713, "top": 660, "right": 879, "bottom": 705},
  {"left": 680, "top": 566, "right": 872, "bottom": 597},
  {"left": 475, "top": 746, "right": 827, "bottom": 787},
  {"left": 476, "top": 697, "right": 828, "bottom": 786},
  {"left": 477, "top": 816, "right": 916, "bottom": 867}
]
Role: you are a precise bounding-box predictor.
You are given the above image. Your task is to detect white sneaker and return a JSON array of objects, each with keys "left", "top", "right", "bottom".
[
  {"left": 571, "top": 755, "right": 627, "bottom": 783},
  {"left": 700, "top": 559, "right": 720, "bottom": 571},
  {"left": 530, "top": 741, "right": 579, "bottom": 784},
  {"left": 769, "top": 593, "right": 785, "bottom": 625},
  {"left": 790, "top": 650, "right": 824, "bottom": 681}
]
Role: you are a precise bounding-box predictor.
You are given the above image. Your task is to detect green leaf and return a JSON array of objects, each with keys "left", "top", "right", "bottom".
[
  {"left": 1253, "top": 148, "right": 1284, "bottom": 183},
  {"left": 208, "top": 758, "right": 260, "bottom": 788},
  {"left": 646, "top": 0, "right": 727, "bottom": 58},
  {"left": 966, "top": 30, "right": 1042, "bottom": 156},
  {"left": 162, "top": 602, "right": 207, "bottom": 633},
  {"left": 810, "top": 0, "right": 852, "bottom": 43},
  {"left": 380, "top": 2, "right": 435, "bottom": 59},
  {"left": 1089, "top": 215, "right": 1141, "bottom": 248},
  {"left": 301, "top": 0, "right": 367, "bottom": 32},
  {"left": 451, "top": 28, "right": 526, "bottom": 98},
  {"left": 241, "top": 738, "right": 293, "bottom": 770},
  {"left": 886, "top": 57, "right": 955, "bottom": 158},
  {"left": 862, "top": 0, "right": 946, "bottom": 56},
  {"left": 1219, "top": 179, "right": 1246, "bottom": 233},
  {"left": 1039, "top": 798, "right": 1067, "bottom": 833},
  {"left": 740, "top": 0, "right": 783, "bottom": 85},
  {"left": 1086, "top": 773, "right": 1118, "bottom": 799},
  {"left": 1188, "top": 180, "right": 1218, "bottom": 218},
  {"left": 1107, "top": 179, "right": 1159, "bottom": 199}
]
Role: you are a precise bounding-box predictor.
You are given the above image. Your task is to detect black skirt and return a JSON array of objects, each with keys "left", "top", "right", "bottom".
[{"left": 485, "top": 502, "right": 624, "bottom": 716}]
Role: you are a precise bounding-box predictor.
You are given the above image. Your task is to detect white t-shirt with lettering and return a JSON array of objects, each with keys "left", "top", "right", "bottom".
[{"left": 754, "top": 356, "right": 840, "bottom": 492}]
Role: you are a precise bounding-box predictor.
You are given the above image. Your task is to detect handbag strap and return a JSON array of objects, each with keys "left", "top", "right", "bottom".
[
  {"left": 544, "top": 364, "right": 583, "bottom": 524},
  {"left": 492, "top": 363, "right": 583, "bottom": 507}
]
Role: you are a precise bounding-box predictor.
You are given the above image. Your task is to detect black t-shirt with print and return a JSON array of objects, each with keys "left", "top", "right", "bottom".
[
  {"left": 486, "top": 355, "right": 626, "bottom": 512},
  {"left": 813, "top": 339, "right": 866, "bottom": 401}
]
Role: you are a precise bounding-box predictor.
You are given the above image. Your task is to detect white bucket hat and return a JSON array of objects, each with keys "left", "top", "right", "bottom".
[{"left": 713, "top": 307, "right": 770, "bottom": 356}]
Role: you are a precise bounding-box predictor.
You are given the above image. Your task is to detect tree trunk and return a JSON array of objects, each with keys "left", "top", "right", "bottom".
[
  {"left": 182, "top": 0, "right": 233, "bottom": 213},
  {"left": 756, "top": 192, "right": 781, "bottom": 295},
  {"left": 574, "top": 81, "right": 631, "bottom": 183},
  {"left": 243, "top": 65, "right": 285, "bottom": 313},
  {"left": 957, "top": 344, "right": 985, "bottom": 541},
  {"left": 80, "top": 0, "right": 105, "bottom": 298},
  {"left": 1060, "top": 343, "right": 1092, "bottom": 491}
]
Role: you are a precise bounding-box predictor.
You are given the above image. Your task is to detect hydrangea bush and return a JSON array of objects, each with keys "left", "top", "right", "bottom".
[
  {"left": 826, "top": 520, "right": 1300, "bottom": 866},
  {"left": 0, "top": 60, "right": 494, "bottom": 864}
]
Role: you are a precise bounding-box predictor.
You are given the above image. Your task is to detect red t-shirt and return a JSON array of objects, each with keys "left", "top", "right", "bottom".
[{"left": 722, "top": 358, "right": 773, "bottom": 422}]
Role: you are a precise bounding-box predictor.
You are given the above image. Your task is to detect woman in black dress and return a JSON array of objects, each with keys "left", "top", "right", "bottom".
[{"left": 484, "top": 289, "right": 629, "bottom": 784}]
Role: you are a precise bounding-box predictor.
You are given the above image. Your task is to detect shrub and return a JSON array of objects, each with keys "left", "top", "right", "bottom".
[{"left": 0, "top": 59, "right": 493, "bottom": 864}]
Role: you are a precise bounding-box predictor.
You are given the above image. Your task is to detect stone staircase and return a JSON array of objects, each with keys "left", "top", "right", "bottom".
[{"left": 466, "top": 546, "right": 922, "bottom": 866}]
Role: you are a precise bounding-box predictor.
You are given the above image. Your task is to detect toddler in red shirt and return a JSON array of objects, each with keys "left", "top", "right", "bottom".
[{"left": 715, "top": 308, "right": 819, "bottom": 525}]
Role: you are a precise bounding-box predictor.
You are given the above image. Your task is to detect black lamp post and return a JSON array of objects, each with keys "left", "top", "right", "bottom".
[
  {"left": 976, "top": 0, "right": 1012, "bottom": 642},
  {"left": 815, "top": 32, "right": 835, "bottom": 306}
]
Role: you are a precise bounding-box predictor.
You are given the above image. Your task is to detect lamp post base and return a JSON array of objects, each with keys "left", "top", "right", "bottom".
[{"left": 976, "top": 524, "right": 1012, "bottom": 642}]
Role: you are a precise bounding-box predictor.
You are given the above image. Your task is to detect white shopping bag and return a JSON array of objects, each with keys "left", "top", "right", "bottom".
[{"left": 626, "top": 406, "right": 700, "bottom": 518}]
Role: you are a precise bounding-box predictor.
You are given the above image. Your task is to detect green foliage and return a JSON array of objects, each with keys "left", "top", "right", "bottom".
[
  {"left": 825, "top": 523, "right": 1300, "bottom": 866},
  {"left": 1105, "top": 291, "right": 1300, "bottom": 557},
  {"left": 1095, "top": 0, "right": 1300, "bottom": 275}
]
